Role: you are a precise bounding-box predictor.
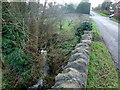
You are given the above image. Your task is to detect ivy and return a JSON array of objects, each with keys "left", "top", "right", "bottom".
[
  {"left": 2, "top": 2, "right": 32, "bottom": 88},
  {"left": 75, "top": 21, "right": 92, "bottom": 42}
]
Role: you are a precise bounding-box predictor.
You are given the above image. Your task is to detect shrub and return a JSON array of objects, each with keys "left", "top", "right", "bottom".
[
  {"left": 75, "top": 21, "right": 92, "bottom": 42},
  {"left": 81, "top": 22, "right": 92, "bottom": 31},
  {"left": 2, "top": 2, "right": 32, "bottom": 89},
  {"left": 76, "top": 2, "right": 91, "bottom": 14}
]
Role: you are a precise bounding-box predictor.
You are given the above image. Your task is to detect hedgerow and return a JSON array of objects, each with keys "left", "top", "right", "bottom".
[{"left": 2, "top": 2, "right": 32, "bottom": 88}]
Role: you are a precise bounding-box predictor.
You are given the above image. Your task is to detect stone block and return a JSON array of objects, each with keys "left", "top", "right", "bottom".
[
  {"left": 84, "top": 31, "right": 92, "bottom": 35},
  {"left": 63, "top": 61, "right": 87, "bottom": 73},
  {"left": 75, "top": 43, "right": 83, "bottom": 48},
  {"left": 69, "top": 53, "right": 88, "bottom": 62}
]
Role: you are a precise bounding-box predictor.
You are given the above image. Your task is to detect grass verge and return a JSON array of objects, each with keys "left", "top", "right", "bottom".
[
  {"left": 110, "top": 18, "right": 120, "bottom": 23},
  {"left": 95, "top": 11, "right": 108, "bottom": 17},
  {"left": 87, "top": 19, "right": 118, "bottom": 88},
  {"left": 95, "top": 11, "right": 120, "bottom": 23}
]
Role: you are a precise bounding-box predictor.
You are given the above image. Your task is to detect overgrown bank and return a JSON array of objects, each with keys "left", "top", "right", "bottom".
[
  {"left": 2, "top": 2, "right": 90, "bottom": 89},
  {"left": 87, "top": 19, "right": 118, "bottom": 88}
]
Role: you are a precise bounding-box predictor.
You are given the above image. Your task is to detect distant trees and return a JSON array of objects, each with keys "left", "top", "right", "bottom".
[
  {"left": 65, "top": 3, "right": 76, "bottom": 13},
  {"left": 94, "top": 4, "right": 102, "bottom": 11},
  {"left": 93, "top": 0, "right": 120, "bottom": 19},
  {"left": 113, "top": 1, "right": 120, "bottom": 20},
  {"left": 101, "top": 0, "right": 112, "bottom": 11},
  {"left": 76, "top": 2, "right": 91, "bottom": 14},
  {"left": 93, "top": 0, "right": 112, "bottom": 14}
]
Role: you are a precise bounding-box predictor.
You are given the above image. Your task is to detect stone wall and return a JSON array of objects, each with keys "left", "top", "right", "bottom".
[{"left": 52, "top": 31, "right": 92, "bottom": 88}]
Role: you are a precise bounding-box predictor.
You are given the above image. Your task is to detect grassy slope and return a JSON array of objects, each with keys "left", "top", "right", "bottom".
[
  {"left": 87, "top": 19, "right": 118, "bottom": 88},
  {"left": 95, "top": 11, "right": 120, "bottom": 23}
]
